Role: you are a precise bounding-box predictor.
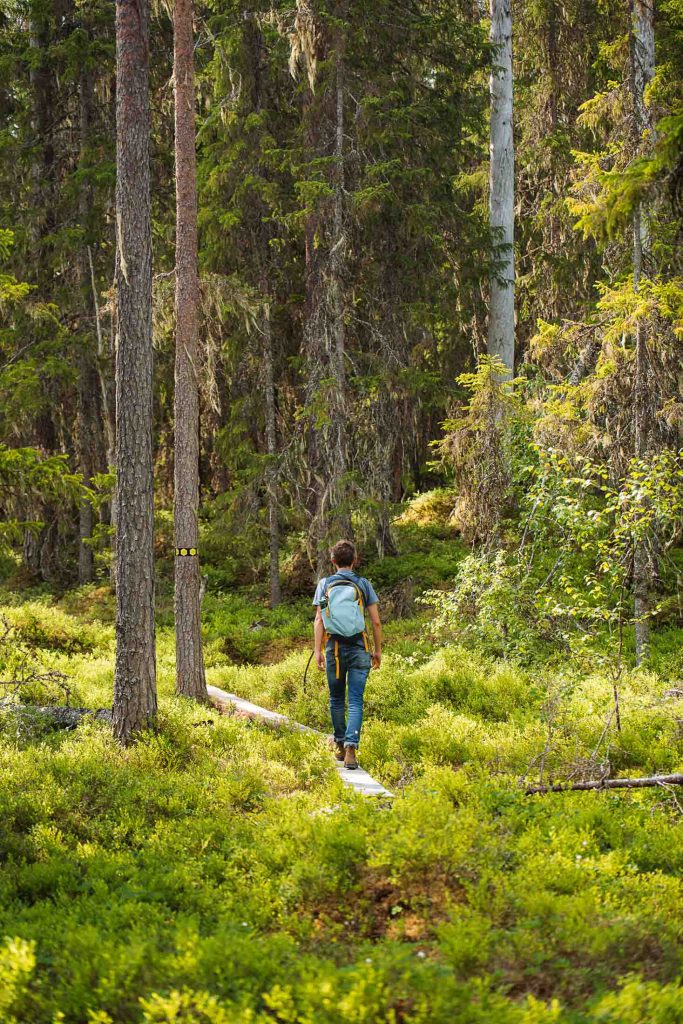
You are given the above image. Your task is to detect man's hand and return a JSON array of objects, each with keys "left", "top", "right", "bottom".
[
  {"left": 316, "top": 650, "right": 326, "bottom": 671},
  {"left": 371, "top": 651, "right": 382, "bottom": 670}
]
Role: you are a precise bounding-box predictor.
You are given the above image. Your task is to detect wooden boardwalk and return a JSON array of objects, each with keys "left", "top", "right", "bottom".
[{"left": 207, "top": 684, "right": 393, "bottom": 799}]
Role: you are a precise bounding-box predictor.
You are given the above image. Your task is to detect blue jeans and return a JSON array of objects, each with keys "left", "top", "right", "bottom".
[{"left": 326, "top": 639, "right": 372, "bottom": 748}]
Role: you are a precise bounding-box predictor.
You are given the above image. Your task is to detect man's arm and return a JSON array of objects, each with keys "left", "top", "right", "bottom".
[
  {"left": 368, "top": 604, "right": 382, "bottom": 669},
  {"left": 314, "top": 608, "right": 326, "bottom": 670}
]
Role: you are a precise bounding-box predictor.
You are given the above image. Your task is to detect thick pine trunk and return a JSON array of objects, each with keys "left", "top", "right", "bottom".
[
  {"left": 173, "top": 0, "right": 207, "bottom": 700},
  {"left": 630, "top": 0, "right": 655, "bottom": 666},
  {"left": 112, "top": 0, "right": 157, "bottom": 741},
  {"left": 488, "top": 0, "right": 515, "bottom": 378}
]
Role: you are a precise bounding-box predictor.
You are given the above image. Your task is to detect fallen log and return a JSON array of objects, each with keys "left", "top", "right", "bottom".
[
  {"left": 526, "top": 773, "right": 683, "bottom": 795},
  {"left": 1, "top": 704, "right": 112, "bottom": 729}
]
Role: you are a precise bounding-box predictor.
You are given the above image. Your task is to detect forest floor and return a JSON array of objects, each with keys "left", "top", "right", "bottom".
[{"left": 1, "top": 513, "right": 682, "bottom": 1023}]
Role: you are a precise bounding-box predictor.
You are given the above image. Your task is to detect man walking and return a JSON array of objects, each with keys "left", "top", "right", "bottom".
[{"left": 313, "top": 540, "right": 382, "bottom": 769}]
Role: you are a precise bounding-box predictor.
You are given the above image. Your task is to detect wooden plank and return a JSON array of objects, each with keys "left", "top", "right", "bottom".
[
  {"left": 207, "top": 685, "right": 316, "bottom": 733},
  {"left": 207, "top": 684, "right": 393, "bottom": 799}
]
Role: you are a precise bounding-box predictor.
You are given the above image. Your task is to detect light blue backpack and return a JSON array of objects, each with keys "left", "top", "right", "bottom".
[{"left": 320, "top": 573, "right": 368, "bottom": 638}]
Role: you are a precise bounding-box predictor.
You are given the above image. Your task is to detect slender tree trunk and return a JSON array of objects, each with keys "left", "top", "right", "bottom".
[
  {"left": 77, "top": 64, "right": 98, "bottom": 586},
  {"left": 173, "top": 0, "right": 207, "bottom": 700},
  {"left": 88, "top": 246, "right": 116, "bottom": 469},
  {"left": 302, "top": 25, "right": 352, "bottom": 572},
  {"left": 328, "top": 43, "right": 350, "bottom": 518},
  {"left": 109, "top": 257, "right": 119, "bottom": 589},
  {"left": 25, "top": 0, "right": 59, "bottom": 581},
  {"left": 244, "top": 16, "right": 282, "bottom": 607},
  {"left": 262, "top": 298, "right": 282, "bottom": 607},
  {"left": 76, "top": 361, "right": 96, "bottom": 585},
  {"left": 488, "top": 0, "right": 515, "bottom": 378},
  {"left": 630, "top": 0, "right": 655, "bottom": 666},
  {"left": 112, "top": 0, "right": 157, "bottom": 741}
]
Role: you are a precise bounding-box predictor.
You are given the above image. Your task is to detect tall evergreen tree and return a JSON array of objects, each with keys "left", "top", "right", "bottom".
[{"left": 112, "top": 0, "right": 157, "bottom": 742}]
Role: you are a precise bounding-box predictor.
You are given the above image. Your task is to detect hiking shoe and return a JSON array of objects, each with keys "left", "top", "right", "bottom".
[
  {"left": 329, "top": 738, "right": 345, "bottom": 761},
  {"left": 344, "top": 745, "right": 358, "bottom": 770}
]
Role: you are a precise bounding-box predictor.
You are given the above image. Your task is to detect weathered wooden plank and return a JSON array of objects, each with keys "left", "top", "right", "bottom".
[{"left": 207, "top": 684, "right": 393, "bottom": 798}]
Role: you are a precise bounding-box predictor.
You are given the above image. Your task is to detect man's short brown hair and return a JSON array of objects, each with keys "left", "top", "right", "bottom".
[{"left": 330, "top": 540, "right": 356, "bottom": 568}]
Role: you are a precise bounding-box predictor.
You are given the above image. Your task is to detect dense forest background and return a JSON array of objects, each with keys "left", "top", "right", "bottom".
[
  {"left": 1, "top": 1, "right": 683, "bottom": 1020},
  {"left": 1, "top": 0, "right": 680, "bottom": 614}
]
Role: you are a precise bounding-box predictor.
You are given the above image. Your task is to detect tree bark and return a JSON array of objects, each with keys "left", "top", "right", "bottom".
[
  {"left": 630, "top": 0, "right": 655, "bottom": 666},
  {"left": 488, "top": 0, "right": 515, "bottom": 378},
  {"left": 112, "top": 0, "right": 157, "bottom": 742},
  {"left": 173, "top": 0, "right": 208, "bottom": 701}
]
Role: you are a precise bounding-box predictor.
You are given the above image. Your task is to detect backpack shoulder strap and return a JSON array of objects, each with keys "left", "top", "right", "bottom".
[
  {"left": 324, "top": 573, "right": 366, "bottom": 609},
  {"left": 347, "top": 572, "right": 370, "bottom": 607}
]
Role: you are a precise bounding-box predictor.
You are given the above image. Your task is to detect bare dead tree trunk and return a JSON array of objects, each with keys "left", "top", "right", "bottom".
[
  {"left": 630, "top": 0, "right": 655, "bottom": 666},
  {"left": 527, "top": 773, "right": 683, "bottom": 795},
  {"left": 304, "top": 31, "right": 352, "bottom": 573},
  {"left": 173, "top": 0, "right": 207, "bottom": 701},
  {"left": 112, "top": 0, "right": 157, "bottom": 741},
  {"left": 488, "top": 0, "right": 515, "bottom": 378}
]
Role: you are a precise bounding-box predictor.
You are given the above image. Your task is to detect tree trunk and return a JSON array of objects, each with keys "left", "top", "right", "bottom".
[
  {"left": 630, "top": 0, "right": 655, "bottom": 667},
  {"left": 302, "top": 26, "right": 352, "bottom": 572},
  {"left": 88, "top": 245, "right": 116, "bottom": 471},
  {"left": 488, "top": 0, "right": 515, "bottom": 378},
  {"left": 112, "top": 0, "right": 157, "bottom": 742},
  {"left": 173, "top": 0, "right": 208, "bottom": 701},
  {"left": 24, "top": 0, "right": 59, "bottom": 582},
  {"left": 77, "top": 64, "right": 99, "bottom": 587},
  {"left": 327, "top": 44, "right": 351, "bottom": 529},
  {"left": 109, "top": 256, "right": 119, "bottom": 591},
  {"left": 244, "top": 16, "right": 282, "bottom": 608},
  {"left": 262, "top": 296, "right": 282, "bottom": 607}
]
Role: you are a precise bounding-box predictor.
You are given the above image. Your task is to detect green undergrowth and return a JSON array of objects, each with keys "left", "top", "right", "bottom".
[
  {"left": 1, "top": 511, "right": 682, "bottom": 1022},
  {"left": 0, "top": 702, "right": 682, "bottom": 1023}
]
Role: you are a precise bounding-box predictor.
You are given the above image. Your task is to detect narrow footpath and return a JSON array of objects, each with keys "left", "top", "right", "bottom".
[{"left": 207, "top": 684, "right": 393, "bottom": 799}]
